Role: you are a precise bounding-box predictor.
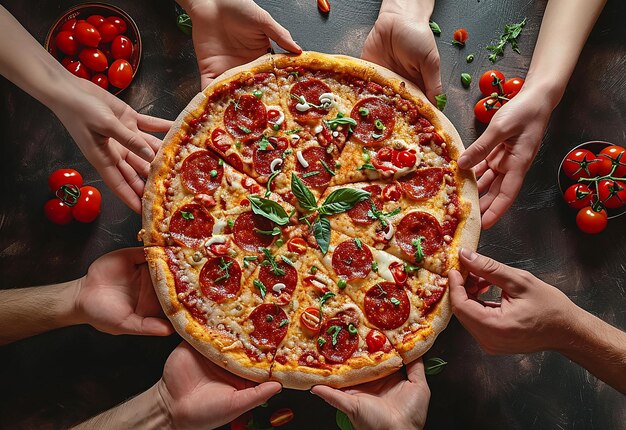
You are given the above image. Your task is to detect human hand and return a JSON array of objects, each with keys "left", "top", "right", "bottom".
[
  {"left": 361, "top": 1, "right": 441, "bottom": 103},
  {"left": 181, "top": 0, "right": 301, "bottom": 89},
  {"left": 311, "top": 360, "right": 430, "bottom": 430},
  {"left": 457, "top": 87, "right": 555, "bottom": 229},
  {"left": 50, "top": 76, "right": 172, "bottom": 213},
  {"left": 449, "top": 248, "right": 576, "bottom": 354},
  {"left": 73, "top": 247, "right": 174, "bottom": 336},
  {"left": 158, "top": 342, "right": 282, "bottom": 429}
]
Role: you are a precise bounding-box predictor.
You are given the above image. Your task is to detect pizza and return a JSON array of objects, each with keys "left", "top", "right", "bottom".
[{"left": 140, "top": 52, "right": 480, "bottom": 390}]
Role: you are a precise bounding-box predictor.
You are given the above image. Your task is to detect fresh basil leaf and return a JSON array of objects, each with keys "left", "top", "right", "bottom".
[
  {"left": 429, "top": 20, "right": 441, "bottom": 36},
  {"left": 318, "top": 188, "right": 370, "bottom": 215},
  {"left": 336, "top": 410, "right": 355, "bottom": 430},
  {"left": 312, "top": 216, "right": 331, "bottom": 255},
  {"left": 248, "top": 195, "right": 289, "bottom": 226},
  {"left": 435, "top": 93, "right": 447, "bottom": 111},
  {"left": 424, "top": 357, "right": 448, "bottom": 375},
  {"left": 291, "top": 173, "right": 318, "bottom": 212}
]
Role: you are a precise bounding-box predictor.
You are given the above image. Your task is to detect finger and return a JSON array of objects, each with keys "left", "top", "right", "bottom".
[
  {"left": 261, "top": 12, "right": 302, "bottom": 53},
  {"left": 457, "top": 249, "right": 527, "bottom": 296},
  {"left": 448, "top": 269, "right": 492, "bottom": 322},
  {"left": 120, "top": 315, "right": 175, "bottom": 336},
  {"left": 118, "top": 158, "right": 146, "bottom": 197},
  {"left": 479, "top": 175, "right": 503, "bottom": 214},
  {"left": 232, "top": 382, "right": 282, "bottom": 413},
  {"left": 100, "top": 164, "right": 142, "bottom": 213},
  {"left": 137, "top": 114, "right": 173, "bottom": 133},
  {"left": 140, "top": 131, "right": 163, "bottom": 154},
  {"left": 311, "top": 385, "right": 356, "bottom": 413},
  {"left": 458, "top": 125, "right": 509, "bottom": 170},
  {"left": 117, "top": 247, "right": 147, "bottom": 265},
  {"left": 126, "top": 151, "right": 151, "bottom": 178},
  {"left": 481, "top": 172, "right": 525, "bottom": 229},
  {"left": 474, "top": 160, "right": 489, "bottom": 178},
  {"left": 477, "top": 168, "right": 496, "bottom": 194},
  {"left": 419, "top": 48, "right": 442, "bottom": 105},
  {"left": 106, "top": 119, "right": 155, "bottom": 162},
  {"left": 406, "top": 358, "right": 427, "bottom": 385}
]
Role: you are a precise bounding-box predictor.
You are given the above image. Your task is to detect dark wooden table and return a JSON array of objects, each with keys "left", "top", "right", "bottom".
[{"left": 1, "top": 1, "right": 624, "bottom": 429}]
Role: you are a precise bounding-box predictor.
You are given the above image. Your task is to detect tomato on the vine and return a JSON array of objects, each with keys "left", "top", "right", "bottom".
[
  {"left": 108, "top": 59, "right": 133, "bottom": 89},
  {"left": 597, "top": 145, "right": 626, "bottom": 177},
  {"left": 563, "top": 183, "right": 594, "bottom": 209},
  {"left": 597, "top": 179, "right": 626, "bottom": 209},
  {"left": 474, "top": 96, "right": 501, "bottom": 124},
  {"left": 503, "top": 77, "right": 524, "bottom": 97},
  {"left": 478, "top": 70, "right": 505, "bottom": 96},
  {"left": 72, "top": 186, "right": 102, "bottom": 223},
  {"left": 49, "top": 168, "right": 83, "bottom": 193},
  {"left": 576, "top": 206, "right": 607, "bottom": 234},
  {"left": 44, "top": 199, "right": 73, "bottom": 225},
  {"left": 562, "top": 149, "right": 600, "bottom": 180},
  {"left": 74, "top": 22, "right": 101, "bottom": 47}
]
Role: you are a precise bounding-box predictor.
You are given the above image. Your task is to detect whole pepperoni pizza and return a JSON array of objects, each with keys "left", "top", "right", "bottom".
[{"left": 141, "top": 52, "right": 480, "bottom": 389}]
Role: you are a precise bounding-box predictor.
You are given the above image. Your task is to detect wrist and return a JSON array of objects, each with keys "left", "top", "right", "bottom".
[
  {"left": 379, "top": 0, "right": 434, "bottom": 21},
  {"left": 521, "top": 72, "right": 565, "bottom": 111},
  {"left": 55, "top": 278, "right": 83, "bottom": 328}
]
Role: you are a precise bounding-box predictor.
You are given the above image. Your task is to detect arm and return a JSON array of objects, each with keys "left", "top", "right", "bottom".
[
  {"left": 176, "top": 0, "right": 301, "bottom": 89},
  {"left": 0, "top": 248, "right": 173, "bottom": 346},
  {"left": 312, "top": 360, "right": 430, "bottom": 430},
  {"left": 449, "top": 249, "right": 626, "bottom": 394},
  {"left": 74, "top": 342, "right": 281, "bottom": 430},
  {"left": 0, "top": 6, "right": 172, "bottom": 213},
  {"left": 457, "top": 0, "right": 607, "bottom": 228},
  {"left": 361, "top": 0, "right": 442, "bottom": 103}
]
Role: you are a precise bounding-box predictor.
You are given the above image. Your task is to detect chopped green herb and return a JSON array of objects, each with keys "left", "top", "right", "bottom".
[
  {"left": 362, "top": 147, "right": 371, "bottom": 162},
  {"left": 273, "top": 123, "right": 280, "bottom": 131},
  {"left": 319, "top": 159, "right": 336, "bottom": 176},
  {"left": 243, "top": 255, "right": 258, "bottom": 268},
  {"left": 285, "top": 128, "right": 302, "bottom": 134},
  {"left": 318, "top": 337, "right": 326, "bottom": 347},
  {"left": 354, "top": 238, "right": 362, "bottom": 249},
  {"left": 254, "top": 226, "right": 281, "bottom": 236},
  {"left": 266, "top": 314, "right": 274, "bottom": 322},
  {"left": 404, "top": 262, "right": 420, "bottom": 274},
  {"left": 357, "top": 163, "right": 377, "bottom": 171},
  {"left": 390, "top": 297, "right": 401, "bottom": 306},
  {"left": 261, "top": 248, "right": 285, "bottom": 276},
  {"left": 253, "top": 279, "right": 267, "bottom": 299},
  {"left": 275, "top": 238, "right": 284, "bottom": 248},
  {"left": 180, "top": 211, "right": 194, "bottom": 220},
  {"left": 279, "top": 319, "right": 289, "bottom": 327},
  {"left": 283, "top": 149, "right": 293, "bottom": 156},
  {"left": 429, "top": 20, "right": 441, "bottom": 36},
  {"left": 239, "top": 125, "right": 252, "bottom": 134},
  {"left": 210, "top": 169, "right": 218, "bottom": 177},
  {"left": 374, "top": 119, "right": 385, "bottom": 130},
  {"left": 424, "top": 357, "right": 448, "bottom": 375},
  {"left": 371, "top": 261, "right": 379, "bottom": 272},
  {"left": 302, "top": 170, "right": 320, "bottom": 178},
  {"left": 289, "top": 71, "right": 300, "bottom": 78},
  {"left": 487, "top": 17, "right": 527, "bottom": 63},
  {"left": 367, "top": 203, "right": 400, "bottom": 228},
  {"left": 337, "top": 279, "right": 347, "bottom": 289},
  {"left": 412, "top": 237, "right": 425, "bottom": 262},
  {"left": 347, "top": 323, "right": 357, "bottom": 335},
  {"left": 319, "top": 291, "right": 336, "bottom": 317},
  {"left": 328, "top": 325, "right": 342, "bottom": 346},
  {"left": 466, "top": 54, "right": 474, "bottom": 63},
  {"left": 358, "top": 107, "right": 369, "bottom": 116},
  {"left": 265, "top": 171, "right": 280, "bottom": 197},
  {"left": 258, "top": 135, "right": 270, "bottom": 150},
  {"left": 253, "top": 90, "right": 263, "bottom": 98},
  {"left": 434, "top": 94, "right": 447, "bottom": 111},
  {"left": 215, "top": 257, "right": 233, "bottom": 283},
  {"left": 218, "top": 158, "right": 225, "bottom": 166},
  {"left": 461, "top": 73, "right": 472, "bottom": 88},
  {"left": 281, "top": 255, "right": 294, "bottom": 266},
  {"left": 371, "top": 132, "right": 384, "bottom": 140},
  {"left": 176, "top": 13, "right": 192, "bottom": 35}
]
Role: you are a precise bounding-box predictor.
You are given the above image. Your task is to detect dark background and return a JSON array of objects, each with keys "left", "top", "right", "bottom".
[{"left": 1, "top": 0, "right": 625, "bottom": 428}]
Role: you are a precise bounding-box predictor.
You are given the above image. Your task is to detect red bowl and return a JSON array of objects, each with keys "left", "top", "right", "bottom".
[
  {"left": 558, "top": 140, "right": 626, "bottom": 219},
  {"left": 44, "top": 2, "right": 141, "bottom": 95}
]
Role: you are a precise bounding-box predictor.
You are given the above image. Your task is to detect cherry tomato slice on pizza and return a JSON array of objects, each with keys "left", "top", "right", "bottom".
[
  {"left": 365, "top": 329, "right": 387, "bottom": 353},
  {"left": 300, "top": 307, "right": 321, "bottom": 332},
  {"left": 287, "top": 237, "right": 308, "bottom": 254}
]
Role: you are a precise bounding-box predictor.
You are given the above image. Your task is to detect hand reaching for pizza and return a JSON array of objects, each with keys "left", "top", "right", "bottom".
[
  {"left": 73, "top": 247, "right": 174, "bottom": 337},
  {"left": 177, "top": 0, "right": 301, "bottom": 89},
  {"left": 457, "top": 86, "right": 554, "bottom": 229},
  {"left": 361, "top": 0, "right": 442, "bottom": 104},
  {"left": 158, "top": 342, "right": 282, "bottom": 429},
  {"left": 311, "top": 359, "right": 430, "bottom": 430}
]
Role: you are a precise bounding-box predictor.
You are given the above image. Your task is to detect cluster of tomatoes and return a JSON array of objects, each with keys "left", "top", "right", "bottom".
[
  {"left": 52, "top": 14, "right": 134, "bottom": 91},
  {"left": 44, "top": 169, "right": 102, "bottom": 224},
  {"left": 474, "top": 70, "right": 524, "bottom": 124},
  {"left": 562, "top": 145, "right": 626, "bottom": 234}
]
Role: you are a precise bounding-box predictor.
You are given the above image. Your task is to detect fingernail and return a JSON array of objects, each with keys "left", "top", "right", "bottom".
[
  {"left": 460, "top": 247, "right": 477, "bottom": 261},
  {"left": 458, "top": 155, "right": 469, "bottom": 169},
  {"left": 141, "top": 147, "right": 154, "bottom": 160}
]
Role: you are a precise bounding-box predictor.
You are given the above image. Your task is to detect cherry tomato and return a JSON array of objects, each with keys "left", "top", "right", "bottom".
[
  {"left": 597, "top": 179, "right": 626, "bottom": 209},
  {"left": 91, "top": 73, "right": 109, "bottom": 90},
  {"left": 106, "top": 16, "right": 127, "bottom": 34},
  {"left": 563, "top": 149, "right": 600, "bottom": 180},
  {"left": 388, "top": 261, "right": 407, "bottom": 284},
  {"left": 474, "top": 96, "right": 501, "bottom": 124},
  {"left": 304, "top": 275, "right": 330, "bottom": 295},
  {"left": 377, "top": 147, "right": 393, "bottom": 162},
  {"left": 576, "top": 206, "right": 607, "bottom": 234},
  {"left": 269, "top": 408, "right": 294, "bottom": 427},
  {"left": 60, "top": 19, "right": 77, "bottom": 32},
  {"left": 365, "top": 329, "right": 387, "bottom": 353},
  {"left": 49, "top": 168, "right": 83, "bottom": 193},
  {"left": 317, "top": 0, "right": 331, "bottom": 13},
  {"left": 453, "top": 28, "right": 468, "bottom": 45},
  {"left": 98, "top": 22, "right": 119, "bottom": 43},
  {"left": 300, "top": 307, "right": 321, "bottom": 332},
  {"left": 86, "top": 14, "right": 105, "bottom": 27},
  {"left": 44, "top": 199, "right": 73, "bottom": 225},
  {"left": 74, "top": 22, "right": 101, "bottom": 47},
  {"left": 55, "top": 31, "right": 79, "bottom": 56},
  {"left": 65, "top": 60, "right": 91, "bottom": 80},
  {"left": 563, "top": 183, "right": 593, "bottom": 209},
  {"left": 111, "top": 35, "right": 133, "bottom": 60},
  {"left": 503, "top": 77, "right": 524, "bottom": 98},
  {"left": 391, "top": 150, "right": 416, "bottom": 168},
  {"left": 61, "top": 57, "right": 75, "bottom": 68},
  {"left": 597, "top": 145, "right": 626, "bottom": 177},
  {"left": 108, "top": 59, "right": 133, "bottom": 89},
  {"left": 79, "top": 48, "right": 108, "bottom": 72},
  {"left": 478, "top": 70, "right": 505, "bottom": 96},
  {"left": 287, "top": 237, "right": 308, "bottom": 254},
  {"left": 72, "top": 186, "right": 102, "bottom": 223}
]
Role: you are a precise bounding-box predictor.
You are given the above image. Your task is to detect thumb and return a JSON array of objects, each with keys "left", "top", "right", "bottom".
[
  {"left": 311, "top": 385, "right": 356, "bottom": 414},
  {"left": 458, "top": 121, "right": 509, "bottom": 170},
  {"left": 261, "top": 12, "right": 302, "bottom": 53},
  {"left": 232, "top": 382, "right": 282, "bottom": 413},
  {"left": 458, "top": 248, "right": 527, "bottom": 297},
  {"left": 420, "top": 48, "right": 442, "bottom": 105}
]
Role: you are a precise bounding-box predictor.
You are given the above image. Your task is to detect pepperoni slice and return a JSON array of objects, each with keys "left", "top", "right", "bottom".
[
  {"left": 253, "top": 147, "right": 283, "bottom": 176},
  {"left": 350, "top": 97, "right": 395, "bottom": 146},
  {"left": 317, "top": 318, "right": 359, "bottom": 363},
  {"left": 364, "top": 282, "right": 410, "bottom": 329},
  {"left": 199, "top": 256, "right": 241, "bottom": 303},
  {"left": 420, "top": 282, "right": 446, "bottom": 313},
  {"left": 395, "top": 212, "right": 444, "bottom": 262},
  {"left": 259, "top": 260, "right": 298, "bottom": 302},
  {"left": 248, "top": 304, "right": 289, "bottom": 351},
  {"left": 224, "top": 94, "right": 267, "bottom": 142},
  {"left": 331, "top": 239, "right": 373, "bottom": 281},
  {"left": 169, "top": 203, "right": 215, "bottom": 248},
  {"left": 181, "top": 150, "right": 223, "bottom": 195},
  {"left": 295, "top": 146, "right": 334, "bottom": 188},
  {"left": 288, "top": 78, "right": 332, "bottom": 123},
  {"left": 233, "top": 211, "right": 276, "bottom": 252},
  {"left": 399, "top": 168, "right": 445, "bottom": 201},
  {"left": 347, "top": 184, "right": 382, "bottom": 225}
]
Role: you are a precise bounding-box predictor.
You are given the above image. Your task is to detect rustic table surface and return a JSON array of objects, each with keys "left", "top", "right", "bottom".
[{"left": 1, "top": 0, "right": 625, "bottom": 429}]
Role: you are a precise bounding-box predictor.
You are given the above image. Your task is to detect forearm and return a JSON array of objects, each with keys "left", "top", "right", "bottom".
[
  {"left": 525, "top": 0, "right": 606, "bottom": 107},
  {"left": 379, "top": 0, "right": 434, "bottom": 19},
  {"left": 72, "top": 383, "right": 173, "bottom": 430},
  {"left": 557, "top": 306, "right": 626, "bottom": 394},
  {"left": 0, "top": 281, "right": 80, "bottom": 345}
]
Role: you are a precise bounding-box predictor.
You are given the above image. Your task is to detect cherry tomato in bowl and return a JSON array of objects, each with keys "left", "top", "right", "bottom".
[{"left": 108, "top": 59, "right": 133, "bottom": 89}]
